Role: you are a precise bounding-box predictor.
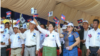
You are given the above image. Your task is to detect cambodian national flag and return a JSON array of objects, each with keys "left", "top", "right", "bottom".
[
  {"left": 53, "top": 16, "right": 59, "bottom": 22},
  {"left": 27, "top": 19, "right": 32, "bottom": 22},
  {"left": 55, "top": 21, "right": 60, "bottom": 25},
  {"left": 77, "top": 19, "right": 83, "bottom": 24},
  {"left": 16, "top": 19, "right": 20, "bottom": 24},
  {"left": 33, "top": 14, "right": 38, "bottom": 18},
  {"left": 6, "top": 11, "right": 11, "bottom": 17},
  {"left": 61, "top": 14, "right": 65, "bottom": 21}
]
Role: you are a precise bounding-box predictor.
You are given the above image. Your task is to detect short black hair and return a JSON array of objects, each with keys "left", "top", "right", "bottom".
[
  {"left": 40, "top": 24, "right": 46, "bottom": 29},
  {"left": 5, "top": 22, "right": 9, "bottom": 25},
  {"left": 93, "top": 19, "right": 99, "bottom": 24},
  {"left": 50, "top": 23, "right": 55, "bottom": 28}
]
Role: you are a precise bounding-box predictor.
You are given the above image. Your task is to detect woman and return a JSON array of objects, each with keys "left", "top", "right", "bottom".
[
  {"left": 60, "top": 23, "right": 80, "bottom": 56},
  {"left": 34, "top": 19, "right": 62, "bottom": 56}
]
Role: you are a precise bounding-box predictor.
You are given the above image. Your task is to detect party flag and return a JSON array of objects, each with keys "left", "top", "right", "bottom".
[
  {"left": 6, "top": 11, "right": 11, "bottom": 17},
  {"left": 31, "top": 7, "right": 34, "bottom": 14},
  {"left": 61, "top": 14, "right": 65, "bottom": 21},
  {"left": 34, "top": 9, "right": 37, "bottom": 14},
  {"left": 48, "top": 11, "right": 53, "bottom": 17},
  {"left": 16, "top": 19, "right": 20, "bottom": 24}
]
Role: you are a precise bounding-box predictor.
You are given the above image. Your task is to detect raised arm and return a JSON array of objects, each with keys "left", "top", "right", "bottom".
[
  {"left": 18, "top": 30, "right": 26, "bottom": 39},
  {"left": 34, "top": 18, "right": 48, "bottom": 34}
]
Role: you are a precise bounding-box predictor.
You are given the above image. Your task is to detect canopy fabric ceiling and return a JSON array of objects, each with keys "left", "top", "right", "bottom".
[{"left": 1, "top": 0, "right": 100, "bottom": 26}]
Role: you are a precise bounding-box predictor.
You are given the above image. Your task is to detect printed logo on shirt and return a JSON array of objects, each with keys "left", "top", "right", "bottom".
[{"left": 3, "top": 35, "right": 5, "bottom": 38}]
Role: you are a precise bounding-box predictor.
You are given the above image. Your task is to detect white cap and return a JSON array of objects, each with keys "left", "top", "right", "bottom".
[
  {"left": 67, "top": 23, "right": 74, "bottom": 27},
  {"left": 65, "top": 21, "right": 69, "bottom": 23},
  {"left": 13, "top": 25, "right": 19, "bottom": 28},
  {"left": 83, "top": 20, "right": 88, "bottom": 23},
  {"left": 0, "top": 24, "right": 5, "bottom": 31},
  {"left": 62, "top": 25, "right": 67, "bottom": 29},
  {"left": 30, "top": 21, "right": 36, "bottom": 24}
]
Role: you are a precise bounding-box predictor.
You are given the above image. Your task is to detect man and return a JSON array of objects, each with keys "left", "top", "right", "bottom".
[
  {"left": 5, "top": 22, "right": 14, "bottom": 56},
  {"left": 38, "top": 24, "right": 46, "bottom": 56},
  {"left": 8, "top": 25, "right": 24, "bottom": 56},
  {"left": 79, "top": 20, "right": 90, "bottom": 56},
  {"left": 19, "top": 21, "right": 40, "bottom": 56},
  {"left": 5, "top": 22, "right": 13, "bottom": 35},
  {"left": 0, "top": 24, "right": 9, "bottom": 56},
  {"left": 86, "top": 19, "right": 100, "bottom": 56}
]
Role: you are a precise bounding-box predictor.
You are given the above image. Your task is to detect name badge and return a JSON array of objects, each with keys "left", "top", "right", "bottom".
[
  {"left": 18, "top": 36, "right": 20, "bottom": 40},
  {"left": 69, "top": 34, "right": 72, "bottom": 37},
  {"left": 33, "top": 33, "right": 36, "bottom": 37}
]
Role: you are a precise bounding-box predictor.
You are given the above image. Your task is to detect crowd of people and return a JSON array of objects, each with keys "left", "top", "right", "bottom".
[{"left": 0, "top": 18, "right": 100, "bottom": 56}]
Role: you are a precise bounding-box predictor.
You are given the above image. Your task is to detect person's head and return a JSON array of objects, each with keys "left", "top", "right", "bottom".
[
  {"left": 93, "top": 19, "right": 99, "bottom": 29},
  {"left": 64, "top": 21, "right": 69, "bottom": 25},
  {"left": 62, "top": 25, "right": 67, "bottom": 32},
  {"left": 13, "top": 25, "right": 19, "bottom": 34},
  {"left": 29, "top": 21, "right": 36, "bottom": 30},
  {"left": 5, "top": 22, "right": 10, "bottom": 29},
  {"left": 82, "top": 20, "right": 89, "bottom": 29},
  {"left": 19, "top": 27, "right": 24, "bottom": 33},
  {"left": 67, "top": 23, "right": 74, "bottom": 32},
  {"left": 40, "top": 24, "right": 46, "bottom": 29},
  {"left": 48, "top": 23, "right": 55, "bottom": 31}
]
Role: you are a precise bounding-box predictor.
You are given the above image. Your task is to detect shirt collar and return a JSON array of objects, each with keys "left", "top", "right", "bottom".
[
  {"left": 93, "top": 28, "right": 99, "bottom": 31},
  {"left": 49, "top": 30, "right": 55, "bottom": 34},
  {"left": 84, "top": 28, "right": 89, "bottom": 31}
]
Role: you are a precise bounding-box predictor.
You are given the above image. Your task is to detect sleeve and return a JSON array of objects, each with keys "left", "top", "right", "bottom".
[
  {"left": 86, "top": 31, "right": 90, "bottom": 49},
  {"left": 36, "top": 31, "right": 40, "bottom": 50},
  {"left": 4, "top": 34, "right": 9, "bottom": 45},
  {"left": 37, "top": 25, "right": 48, "bottom": 34},
  {"left": 21, "top": 39, "right": 25, "bottom": 44},
  {"left": 73, "top": 32, "right": 79, "bottom": 38},
  {"left": 9, "top": 27, "right": 14, "bottom": 35},
  {"left": 19, "top": 31, "right": 26, "bottom": 39},
  {"left": 10, "top": 35, "right": 12, "bottom": 42},
  {"left": 56, "top": 33, "right": 61, "bottom": 47}
]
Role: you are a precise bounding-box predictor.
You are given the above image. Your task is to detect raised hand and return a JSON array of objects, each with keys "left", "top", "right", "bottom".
[{"left": 34, "top": 18, "right": 38, "bottom": 26}]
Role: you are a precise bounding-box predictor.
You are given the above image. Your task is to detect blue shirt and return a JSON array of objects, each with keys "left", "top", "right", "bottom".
[{"left": 62, "top": 31, "right": 79, "bottom": 48}]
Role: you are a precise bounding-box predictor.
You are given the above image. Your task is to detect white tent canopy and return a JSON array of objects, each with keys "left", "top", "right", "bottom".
[{"left": 1, "top": 0, "right": 100, "bottom": 26}]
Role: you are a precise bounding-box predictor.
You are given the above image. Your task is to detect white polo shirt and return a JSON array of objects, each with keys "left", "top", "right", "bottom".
[
  {"left": 10, "top": 33, "right": 24, "bottom": 48},
  {"left": 0, "top": 33, "right": 9, "bottom": 47},
  {"left": 37, "top": 25, "right": 61, "bottom": 47},
  {"left": 86, "top": 28, "right": 100, "bottom": 49},
  {"left": 19, "top": 29, "right": 40, "bottom": 50}
]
